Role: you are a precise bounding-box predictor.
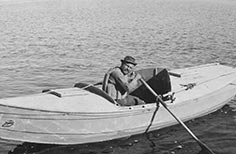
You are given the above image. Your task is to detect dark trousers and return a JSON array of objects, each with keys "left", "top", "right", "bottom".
[{"left": 117, "top": 95, "right": 145, "bottom": 106}]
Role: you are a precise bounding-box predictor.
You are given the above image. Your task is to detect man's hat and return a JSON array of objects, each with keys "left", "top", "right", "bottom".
[{"left": 121, "top": 56, "right": 137, "bottom": 66}]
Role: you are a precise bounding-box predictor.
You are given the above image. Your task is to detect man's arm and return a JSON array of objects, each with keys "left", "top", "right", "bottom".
[
  {"left": 110, "top": 69, "right": 129, "bottom": 92},
  {"left": 111, "top": 70, "right": 142, "bottom": 94},
  {"left": 126, "top": 73, "right": 142, "bottom": 93}
]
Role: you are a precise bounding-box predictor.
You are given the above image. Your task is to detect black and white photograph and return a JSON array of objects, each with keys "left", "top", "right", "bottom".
[{"left": 0, "top": 0, "right": 236, "bottom": 154}]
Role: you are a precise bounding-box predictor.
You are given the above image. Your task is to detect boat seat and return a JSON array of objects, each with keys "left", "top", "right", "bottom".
[{"left": 131, "top": 68, "right": 172, "bottom": 103}]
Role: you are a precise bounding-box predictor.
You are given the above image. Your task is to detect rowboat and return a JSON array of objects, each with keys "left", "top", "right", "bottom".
[{"left": 0, "top": 63, "right": 236, "bottom": 145}]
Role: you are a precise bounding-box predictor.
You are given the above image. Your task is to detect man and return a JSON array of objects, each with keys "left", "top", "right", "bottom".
[{"left": 103, "top": 56, "right": 145, "bottom": 106}]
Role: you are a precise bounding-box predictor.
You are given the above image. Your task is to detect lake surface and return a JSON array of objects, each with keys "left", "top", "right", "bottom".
[{"left": 0, "top": 0, "right": 236, "bottom": 153}]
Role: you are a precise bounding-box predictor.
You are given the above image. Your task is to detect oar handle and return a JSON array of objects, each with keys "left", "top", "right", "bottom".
[{"left": 168, "top": 71, "right": 181, "bottom": 78}]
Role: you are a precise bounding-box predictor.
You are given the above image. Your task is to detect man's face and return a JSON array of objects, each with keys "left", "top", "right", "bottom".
[{"left": 121, "top": 62, "right": 135, "bottom": 75}]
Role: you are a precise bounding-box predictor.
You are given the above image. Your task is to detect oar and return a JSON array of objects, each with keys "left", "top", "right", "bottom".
[{"left": 140, "top": 78, "right": 215, "bottom": 154}]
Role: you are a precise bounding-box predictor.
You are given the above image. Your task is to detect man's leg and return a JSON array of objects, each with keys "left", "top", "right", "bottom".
[{"left": 117, "top": 95, "right": 145, "bottom": 106}]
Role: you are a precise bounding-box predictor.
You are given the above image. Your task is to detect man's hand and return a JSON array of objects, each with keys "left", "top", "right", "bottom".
[
  {"left": 135, "top": 73, "right": 142, "bottom": 80},
  {"left": 127, "top": 73, "right": 142, "bottom": 93}
]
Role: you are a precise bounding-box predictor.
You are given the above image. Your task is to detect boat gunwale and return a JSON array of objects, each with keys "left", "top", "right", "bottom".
[{"left": 0, "top": 103, "right": 158, "bottom": 117}]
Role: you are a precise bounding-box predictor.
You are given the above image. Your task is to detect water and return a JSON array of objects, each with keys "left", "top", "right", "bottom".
[{"left": 0, "top": 0, "right": 236, "bottom": 153}]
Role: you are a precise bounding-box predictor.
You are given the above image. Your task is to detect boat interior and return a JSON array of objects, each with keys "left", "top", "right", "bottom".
[{"left": 74, "top": 68, "right": 172, "bottom": 106}]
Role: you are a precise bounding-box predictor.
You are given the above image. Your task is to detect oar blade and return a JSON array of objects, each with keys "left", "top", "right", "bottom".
[{"left": 197, "top": 140, "right": 215, "bottom": 154}]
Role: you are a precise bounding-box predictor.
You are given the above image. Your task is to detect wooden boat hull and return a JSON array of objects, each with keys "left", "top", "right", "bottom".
[{"left": 0, "top": 63, "right": 236, "bottom": 145}]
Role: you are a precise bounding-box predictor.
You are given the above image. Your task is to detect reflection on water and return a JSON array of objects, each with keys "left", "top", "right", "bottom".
[{"left": 0, "top": 0, "right": 236, "bottom": 154}]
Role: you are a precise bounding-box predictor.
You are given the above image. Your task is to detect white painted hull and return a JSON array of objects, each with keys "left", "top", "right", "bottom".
[{"left": 0, "top": 63, "right": 236, "bottom": 145}]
